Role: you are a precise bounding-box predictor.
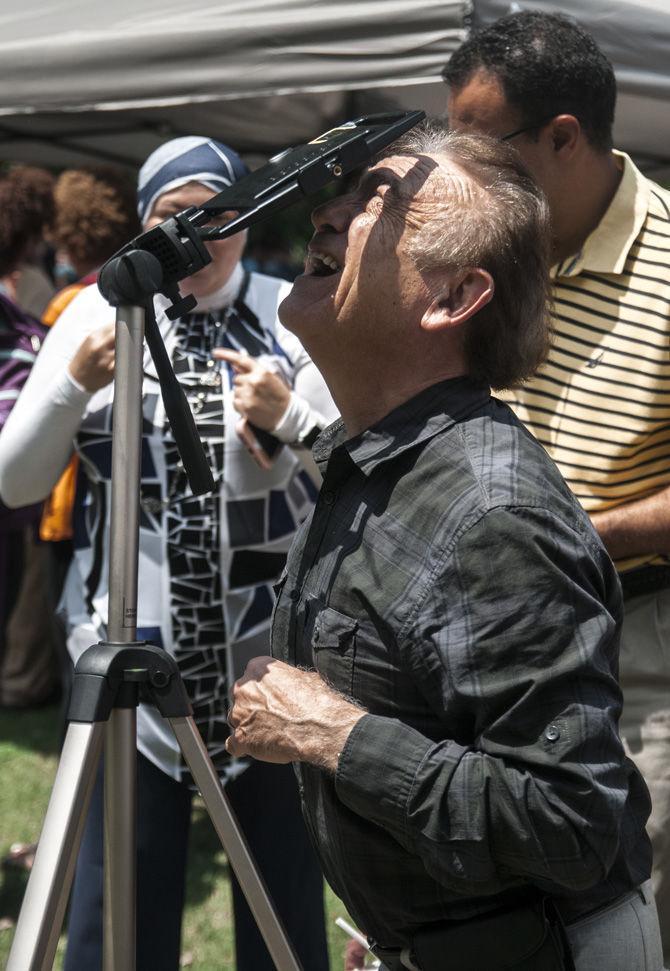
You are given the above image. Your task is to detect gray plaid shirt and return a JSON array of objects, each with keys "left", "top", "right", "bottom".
[{"left": 271, "top": 377, "right": 652, "bottom": 947}]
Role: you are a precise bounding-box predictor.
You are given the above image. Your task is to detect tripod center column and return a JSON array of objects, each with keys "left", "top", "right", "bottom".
[{"left": 108, "top": 306, "right": 145, "bottom": 642}]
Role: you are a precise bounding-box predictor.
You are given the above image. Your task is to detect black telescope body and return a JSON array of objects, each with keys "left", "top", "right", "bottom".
[{"left": 99, "top": 111, "right": 425, "bottom": 319}]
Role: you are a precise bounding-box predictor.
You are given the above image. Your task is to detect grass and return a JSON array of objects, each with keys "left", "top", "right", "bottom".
[{"left": 0, "top": 704, "right": 355, "bottom": 970}]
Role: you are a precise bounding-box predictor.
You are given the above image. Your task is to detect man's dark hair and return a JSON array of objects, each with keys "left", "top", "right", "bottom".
[
  {"left": 395, "top": 123, "right": 552, "bottom": 389},
  {"left": 442, "top": 11, "right": 616, "bottom": 152}
]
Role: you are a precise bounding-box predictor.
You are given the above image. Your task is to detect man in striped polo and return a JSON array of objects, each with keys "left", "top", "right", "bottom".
[{"left": 444, "top": 12, "right": 670, "bottom": 962}]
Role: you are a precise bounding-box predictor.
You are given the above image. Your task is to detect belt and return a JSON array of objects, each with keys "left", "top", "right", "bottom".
[{"left": 620, "top": 565, "right": 670, "bottom": 602}]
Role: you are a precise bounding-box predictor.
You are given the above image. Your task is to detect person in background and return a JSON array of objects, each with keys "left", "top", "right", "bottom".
[
  {"left": 0, "top": 136, "right": 335, "bottom": 971},
  {"left": 41, "top": 165, "right": 142, "bottom": 607},
  {"left": 44, "top": 165, "right": 141, "bottom": 322},
  {"left": 225, "top": 123, "right": 662, "bottom": 971},
  {"left": 442, "top": 13, "right": 670, "bottom": 963},
  {"left": 0, "top": 165, "right": 56, "bottom": 712},
  {"left": 13, "top": 256, "right": 55, "bottom": 321}
]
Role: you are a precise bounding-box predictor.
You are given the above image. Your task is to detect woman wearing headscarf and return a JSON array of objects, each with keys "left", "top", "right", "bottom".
[{"left": 0, "top": 137, "right": 335, "bottom": 971}]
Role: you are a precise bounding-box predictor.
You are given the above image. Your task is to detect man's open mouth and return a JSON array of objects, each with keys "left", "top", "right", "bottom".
[{"left": 305, "top": 250, "right": 342, "bottom": 277}]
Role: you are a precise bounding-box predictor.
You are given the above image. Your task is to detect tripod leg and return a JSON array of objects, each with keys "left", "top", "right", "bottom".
[
  {"left": 103, "top": 708, "right": 137, "bottom": 971},
  {"left": 169, "top": 716, "right": 303, "bottom": 971},
  {"left": 102, "top": 303, "right": 144, "bottom": 970},
  {"left": 6, "top": 722, "right": 105, "bottom": 971}
]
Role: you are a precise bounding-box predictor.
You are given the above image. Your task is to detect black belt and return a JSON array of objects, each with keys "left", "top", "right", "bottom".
[{"left": 620, "top": 565, "right": 670, "bottom": 602}]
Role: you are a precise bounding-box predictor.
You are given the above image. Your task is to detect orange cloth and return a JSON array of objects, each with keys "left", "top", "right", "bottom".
[
  {"left": 41, "top": 282, "right": 86, "bottom": 327},
  {"left": 39, "top": 457, "right": 79, "bottom": 542},
  {"left": 39, "top": 282, "right": 88, "bottom": 542}
]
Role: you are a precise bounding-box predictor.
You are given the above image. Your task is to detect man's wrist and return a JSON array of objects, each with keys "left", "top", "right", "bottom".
[{"left": 301, "top": 700, "right": 365, "bottom": 774}]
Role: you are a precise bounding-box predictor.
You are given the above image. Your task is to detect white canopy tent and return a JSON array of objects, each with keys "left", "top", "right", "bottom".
[
  {"left": 0, "top": 0, "right": 667, "bottom": 175},
  {"left": 0, "top": 0, "right": 468, "bottom": 168}
]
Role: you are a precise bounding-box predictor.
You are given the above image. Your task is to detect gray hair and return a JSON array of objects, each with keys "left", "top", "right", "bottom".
[{"left": 394, "top": 122, "right": 552, "bottom": 389}]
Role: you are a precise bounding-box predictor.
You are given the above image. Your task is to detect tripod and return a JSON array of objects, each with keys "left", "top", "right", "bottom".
[{"left": 7, "top": 254, "right": 302, "bottom": 971}]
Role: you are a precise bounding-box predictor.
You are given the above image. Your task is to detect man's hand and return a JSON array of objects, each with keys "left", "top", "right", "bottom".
[
  {"left": 214, "top": 349, "right": 291, "bottom": 431},
  {"left": 68, "top": 323, "right": 116, "bottom": 392},
  {"left": 226, "top": 657, "right": 364, "bottom": 772},
  {"left": 344, "top": 939, "right": 370, "bottom": 971}
]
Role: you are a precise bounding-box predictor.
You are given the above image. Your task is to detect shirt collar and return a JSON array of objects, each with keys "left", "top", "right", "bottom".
[
  {"left": 554, "top": 152, "right": 650, "bottom": 279},
  {"left": 314, "top": 377, "right": 491, "bottom": 477}
]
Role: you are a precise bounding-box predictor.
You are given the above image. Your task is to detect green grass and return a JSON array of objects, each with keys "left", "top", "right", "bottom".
[{"left": 0, "top": 704, "right": 354, "bottom": 970}]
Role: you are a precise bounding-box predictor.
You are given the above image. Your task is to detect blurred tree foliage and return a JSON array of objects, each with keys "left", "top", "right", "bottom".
[{"left": 244, "top": 183, "right": 341, "bottom": 280}]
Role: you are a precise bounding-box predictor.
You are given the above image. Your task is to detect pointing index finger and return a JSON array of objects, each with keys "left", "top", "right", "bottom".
[{"left": 213, "top": 348, "right": 254, "bottom": 373}]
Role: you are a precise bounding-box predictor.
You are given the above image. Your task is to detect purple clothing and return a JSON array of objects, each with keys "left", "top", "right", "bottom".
[
  {"left": 0, "top": 291, "right": 46, "bottom": 435},
  {"left": 0, "top": 292, "right": 59, "bottom": 709},
  {"left": 0, "top": 293, "right": 46, "bottom": 617}
]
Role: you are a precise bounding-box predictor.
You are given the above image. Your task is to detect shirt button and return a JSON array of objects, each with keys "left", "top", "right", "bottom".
[
  {"left": 322, "top": 491, "right": 335, "bottom": 506},
  {"left": 545, "top": 725, "right": 560, "bottom": 742},
  {"left": 289, "top": 588, "right": 300, "bottom": 602}
]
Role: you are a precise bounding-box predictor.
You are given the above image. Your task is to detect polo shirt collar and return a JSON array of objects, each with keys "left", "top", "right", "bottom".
[
  {"left": 314, "top": 377, "right": 491, "bottom": 477},
  {"left": 554, "top": 151, "right": 650, "bottom": 279}
]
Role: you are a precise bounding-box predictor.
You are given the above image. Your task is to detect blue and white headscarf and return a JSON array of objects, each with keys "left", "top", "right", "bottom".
[{"left": 137, "top": 136, "right": 249, "bottom": 224}]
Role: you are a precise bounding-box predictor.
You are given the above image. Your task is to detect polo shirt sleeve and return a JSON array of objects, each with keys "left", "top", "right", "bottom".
[{"left": 335, "top": 504, "right": 635, "bottom": 895}]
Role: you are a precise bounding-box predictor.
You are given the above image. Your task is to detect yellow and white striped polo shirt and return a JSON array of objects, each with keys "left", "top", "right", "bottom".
[{"left": 505, "top": 152, "right": 670, "bottom": 574}]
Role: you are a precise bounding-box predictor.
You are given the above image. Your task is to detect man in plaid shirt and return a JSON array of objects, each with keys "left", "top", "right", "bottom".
[{"left": 225, "top": 125, "right": 663, "bottom": 970}]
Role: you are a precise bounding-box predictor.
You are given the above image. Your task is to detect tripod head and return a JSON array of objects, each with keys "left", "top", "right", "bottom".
[{"left": 99, "top": 111, "right": 424, "bottom": 319}]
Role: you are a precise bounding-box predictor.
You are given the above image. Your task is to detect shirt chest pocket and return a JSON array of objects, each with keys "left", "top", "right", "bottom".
[{"left": 310, "top": 605, "right": 358, "bottom": 696}]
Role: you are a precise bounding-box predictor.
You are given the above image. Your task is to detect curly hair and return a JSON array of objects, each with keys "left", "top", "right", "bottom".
[
  {"left": 0, "top": 166, "right": 55, "bottom": 276},
  {"left": 442, "top": 11, "right": 616, "bottom": 153},
  {"left": 51, "top": 165, "right": 141, "bottom": 270}
]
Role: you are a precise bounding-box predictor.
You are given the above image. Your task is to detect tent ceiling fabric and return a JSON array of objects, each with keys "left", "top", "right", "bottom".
[
  {"left": 0, "top": 1, "right": 667, "bottom": 171},
  {"left": 0, "top": 0, "right": 468, "bottom": 167}
]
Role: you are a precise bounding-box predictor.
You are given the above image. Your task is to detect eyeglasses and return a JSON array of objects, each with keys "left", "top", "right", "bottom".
[{"left": 500, "top": 117, "right": 556, "bottom": 142}]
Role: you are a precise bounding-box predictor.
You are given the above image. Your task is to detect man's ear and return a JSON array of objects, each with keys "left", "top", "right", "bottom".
[
  {"left": 421, "top": 267, "right": 494, "bottom": 332},
  {"left": 545, "top": 114, "right": 581, "bottom": 157}
]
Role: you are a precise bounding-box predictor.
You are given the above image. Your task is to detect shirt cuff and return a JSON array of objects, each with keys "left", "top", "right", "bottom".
[
  {"left": 58, "top": 368, "right": 93, "bottom": 404},
  {"left": 334, "top": 714, "right": 435, "bottom": 834},
  {"left": 271, "top": 391, "right": 324, "bottom": 444}
]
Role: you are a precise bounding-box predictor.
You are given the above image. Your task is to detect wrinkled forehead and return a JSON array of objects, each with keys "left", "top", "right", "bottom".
[{"left": 366, "top": 152, "right": 479, "bottom": 209}]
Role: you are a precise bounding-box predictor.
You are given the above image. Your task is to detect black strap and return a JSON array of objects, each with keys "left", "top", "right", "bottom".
[
  {"left": 233, "top": 269, "right": 267, "bottom": 341},
  {"left": 235, "top": 267, "right": 252, "bottom": 308}
]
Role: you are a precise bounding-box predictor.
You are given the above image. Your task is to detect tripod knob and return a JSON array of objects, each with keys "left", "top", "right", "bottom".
[
  {"left": 150, "top": 670, "right": 170, "bottom": 689},
  {"left": 99, "top": 249, "right": 164, "bottom": 307}
]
